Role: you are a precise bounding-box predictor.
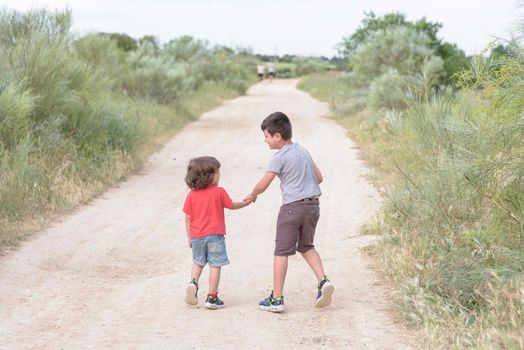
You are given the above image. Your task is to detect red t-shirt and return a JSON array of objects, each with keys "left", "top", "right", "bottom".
[{"left": 183, "top": 186, "right": 234, "bottom": 238}]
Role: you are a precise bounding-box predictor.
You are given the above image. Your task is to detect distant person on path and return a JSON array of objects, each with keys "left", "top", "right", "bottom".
[
  {"left": 244, "top": 112, "right": 334, "bottom": 313},
  {"left": 267, "top": 61, "right": 275, "bottom": 82},
  {"left": 257, "top": 63, "right": 265, "bottom": 81},
  {"left": 183, "top": 156, "right": 252, "bottom": 309}
]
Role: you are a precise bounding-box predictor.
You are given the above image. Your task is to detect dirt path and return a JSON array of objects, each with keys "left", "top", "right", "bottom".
[{"left": 0, "top": 80, "right": 414, "bottom": 349}]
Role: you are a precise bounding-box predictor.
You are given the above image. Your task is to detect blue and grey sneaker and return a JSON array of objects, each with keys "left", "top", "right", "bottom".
[
  {"left": 185, "top": 279, "right": 198, "bottom": 306},
  {"left": 204, "top": 294, "right": 225, "bottom": 309},
  {"left": 315, "top": 276, "right": 334, "bottom": 308},
  {"left": 258, "top": 292, "right": 285, "bottom": 313}
]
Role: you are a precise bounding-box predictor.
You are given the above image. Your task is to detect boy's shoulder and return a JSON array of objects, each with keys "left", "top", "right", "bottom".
[
  {"left": 294, "top": 143, "right": 310, "bottom": 152},
  {"left": 276, "top": 143, "right": 310, "bottom": 156},
  {"left": 271, "top": 144, "right": 311, "bottom": 166},
  {"left": 206, "top": 186, "right": 227, "bottom": 192},
  {"left": 209, "top": 186, "right": 229, "bottom": 196}
]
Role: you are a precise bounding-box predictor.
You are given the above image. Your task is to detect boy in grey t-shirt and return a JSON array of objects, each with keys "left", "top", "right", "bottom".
[{"left": 245, "top": 111, "right": 334, "bottom": 313}]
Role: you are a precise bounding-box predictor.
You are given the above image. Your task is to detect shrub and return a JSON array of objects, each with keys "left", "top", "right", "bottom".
[
  {"left": 0, "top": 8, "right": 256, "bottom": 245},
  {"left": 0, "top": 80, "right": 35, "bottom": 149},
  {"left": 367, "top": 69, "right": 409, "bottom": 113},
  {"left": 350, "top": 25, "right": 435, "bottom": 87}
]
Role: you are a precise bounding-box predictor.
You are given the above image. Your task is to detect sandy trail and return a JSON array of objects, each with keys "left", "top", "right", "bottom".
[{"left": 0, "top": 80, "right": 413, "bottom": 349}]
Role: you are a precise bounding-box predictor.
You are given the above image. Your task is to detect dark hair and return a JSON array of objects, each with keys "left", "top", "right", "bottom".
[
  {"left": 185, "top": 156, "right": 220, "bottom": 189},
  {"left": 261, "top": 111, "right": 292, "bottom": 140}
]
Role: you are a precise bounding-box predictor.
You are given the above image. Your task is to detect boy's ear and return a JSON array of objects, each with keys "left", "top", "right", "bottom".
[{"left": 274, "top": 132, "right": 282, "bottom": 141}]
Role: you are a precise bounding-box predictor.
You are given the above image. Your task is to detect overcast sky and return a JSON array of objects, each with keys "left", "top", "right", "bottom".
[{"left": 1, "top": 0, "right": 521, "bottom": 57}]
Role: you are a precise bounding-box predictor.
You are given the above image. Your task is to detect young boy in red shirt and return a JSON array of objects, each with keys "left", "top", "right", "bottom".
[{"left": 183, "top": 156, "right": 251, "bottom": 309}]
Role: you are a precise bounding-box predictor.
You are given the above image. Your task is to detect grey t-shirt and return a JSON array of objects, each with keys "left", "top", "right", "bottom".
[{"left": 267, "top": 143, "right": 322, "bottom": 204}]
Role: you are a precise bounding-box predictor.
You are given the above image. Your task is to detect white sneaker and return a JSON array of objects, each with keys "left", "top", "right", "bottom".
[
  {"left": 185, "top": 280, "right": 198, "bottom": 305},
  {"left": 315, "top": 278, "right": 334, "bottom": 308}
]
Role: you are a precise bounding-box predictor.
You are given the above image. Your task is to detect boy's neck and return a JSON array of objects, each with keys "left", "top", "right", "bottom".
[{"left": 276, "top": 139, "right": 293, "bottom": 149}]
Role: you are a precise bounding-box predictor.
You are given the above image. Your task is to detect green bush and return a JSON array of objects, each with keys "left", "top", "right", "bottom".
[
  {"left": 340, "top": 11, "right": 468, "bottom": 86},
  {"left": 124, "top": 51, "right": 187, "bottom": 103},
  {"left": 350, "top": 25, "right": 435, "bottom": 87},
  {"left": 0, "top": 8, "right": 256, "bottom": 245},
  {"left": 370, "top": 51, "right": 524, "bottom": 346},
  {"left": 0, "top": 80, "right": 35, "bottom": 149},
  {"left": 74, "top": 34, "right": 126, "bottom": 89},
  {"left": 274, "top": 62, "right": 296, "bottom": 78},
  {"left": 367, "top": 69, "right": 408, "bottom": 113},
  {"left": 300, "top": 55, "right": 523, "bottom": 346},
  {"left": 293, "top": 57, "right": 333, "bottom": 76},
  {"left": 301, "top": 11, "right": 522, "bottom": 347}
]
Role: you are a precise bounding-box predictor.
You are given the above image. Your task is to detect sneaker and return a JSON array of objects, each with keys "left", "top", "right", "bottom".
[
  {"left": 258, "top": 292, "right": 285, "bottom": 313},
  {"left": 204, "top": 294, "right": 225, "bottom": 309},
  {"left": 185, "top": 279, "right": 198, "bottom": 306},
  {"left": 315, "top": 276, "right": 334, "bottom": 308}
]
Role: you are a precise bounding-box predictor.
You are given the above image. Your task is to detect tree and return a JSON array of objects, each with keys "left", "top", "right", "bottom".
[
  {"left": 339, "top": 11, "right": 408, "bottom": 58},
  {"left": 437, "top": 42, "right": 468, "bottom": 85},
  {"left": 138, "top": 35, "right": 159, "bottom": 53},
  {"left": 98, "top": 32, "right": 137, "bottom": 52},
  {"left": 164, "top": 35, "right": 208, "bottom": 61},
  {"left": 489, "top": 44, "right": 512, "bottom": 60},
  {"left": 340, "top": 11, "right": 468, "bottom": 85},
  {"left": 349, "top": 26, "right": 436, "bottom": 85}
]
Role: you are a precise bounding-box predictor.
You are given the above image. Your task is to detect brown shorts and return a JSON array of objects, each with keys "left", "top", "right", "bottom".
[{"left": 274, "top": 200, "right": 320, "bottom": 256}]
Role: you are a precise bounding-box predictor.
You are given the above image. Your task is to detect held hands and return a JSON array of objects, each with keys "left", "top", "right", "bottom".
[
  {"left": 187, "top": 237, "right": 192, "bottom": 248},
  {"left": 239, "top": 196, "right": 254, "bottom": 209},
  {"left": 243, "top": 193, "right": 257, "bottom": 203},
  {"left": 232, "top": 197, "right": 254, "bottom": 210}
]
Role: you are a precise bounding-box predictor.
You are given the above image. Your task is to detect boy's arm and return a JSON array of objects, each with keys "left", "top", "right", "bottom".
[
  {"left": 245, "top": 171, "right": 277, "bottom": 202},
  {"left": 185, "top": 214, "right": 192, "bottom": 248},
  {"left": 313, "top": 161, "right": 323, "bottom": 184},
  {"left": 229, "top": 199, "right": 252, "bottom": 210}
]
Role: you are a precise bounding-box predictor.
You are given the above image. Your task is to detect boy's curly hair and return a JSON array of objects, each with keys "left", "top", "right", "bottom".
[{"left": 185, "top": 156, "right": 220, "bottom": 190}]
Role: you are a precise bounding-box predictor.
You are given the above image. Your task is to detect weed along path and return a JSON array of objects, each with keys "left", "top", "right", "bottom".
[{"left": 0, "top": 80, "right": 413, "bottom": 349}]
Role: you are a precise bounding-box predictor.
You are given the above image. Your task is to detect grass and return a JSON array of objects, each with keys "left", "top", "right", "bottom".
[{"left": 299, "top": 71, "right": 524, "bottom": 349}]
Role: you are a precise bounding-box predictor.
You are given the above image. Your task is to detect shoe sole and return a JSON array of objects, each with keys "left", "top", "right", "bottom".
[
  {"left": 185, "top": 284, "right": 198, "bottom": 305},
  {"left": 204, "top": 302, "right": 224, "bottom": 310},
  {"left": 258, "top": 304, "right": 285, "bottom": 313},
  {"left": 315, "top": 282, "right": 334, "bottom": 308}
]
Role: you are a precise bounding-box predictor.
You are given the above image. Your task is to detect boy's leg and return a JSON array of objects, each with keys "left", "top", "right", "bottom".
[
  {"left": 273, "top": 255, "right": 288, "bottom": 298},
  {"left": 206, "top": 234, "right": 229, "bottom": 295},
  {"left": 203, "top": 234, "right": 228, "bottom": 309},
  {"left": 186, "top": 264, "right": 203, "bottom": 306},
  {"left": 302, "top": 249, "right": 334, "bottom": 308},
  {"left": 204, "top": 266, "right": 224, "bottom": 310},
  {"left": 208, "top": 266, "right": 221, "bottom": 295},
  {"left": 191, "top": 263, "right": 204, "bottom": 282},
  {"left": 205, "top": 267, "right": 225, "bottom": 309},
  {"left": 258, "top": 256, "right": 286, "bottom": 312},
  {"left": 187, "top": 235, "right": 206, "bottom": 306},
  {"left": 301, "top": 249, "right": 325, "bottom": 281}
]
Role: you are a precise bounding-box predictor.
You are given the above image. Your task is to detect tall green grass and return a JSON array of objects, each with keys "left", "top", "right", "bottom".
[
  {"left": 0, "top": 9, "right": 256, "bottom": 247},
  {"left": 300, "top": 62, "right": 523, "bottom": 347}
]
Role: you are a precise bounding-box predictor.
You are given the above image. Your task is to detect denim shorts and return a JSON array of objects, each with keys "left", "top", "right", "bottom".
[{"left": 191, "top": 234, "right": 229, "bottom": 267}]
